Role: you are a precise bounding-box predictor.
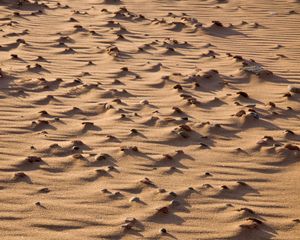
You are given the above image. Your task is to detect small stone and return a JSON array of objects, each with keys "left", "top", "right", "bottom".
[
  {"left": 238, "top": 207, "right": 255, "bottom": 214},
  {"left": 173, "top": 84, "right": 183, "bottom": 90},
  {"left": 140, "top": 177, "right": 153, "bottom": 185},
  {"left": 178, "top": 131, "right": 189, "bottom": 138},
  {"left": 170, "top": 200, "right": 180, "bottom": 206},
  {"left": 101, "top": 188, "right": 110, "bottom": 193},
  {"left": 169, "top": 191, "right": 177, "bottom": 197},
  {"left": 72, "top": 146, "right": 80, "bottom": 151},
  {"left": 237, "top": 91, "right": 249, "bottom": 98},
  {"left": 95, "top": 154, "right": 107, "bottom": 161},
  {"left": 26, "top": 156, "right": 42, "bottom": 163},
  {"left": 38, "top": 188, "right": 50, "bottom": 193},
  {"left": 125, "top": 217, "right": 136, "bottom": 223},
  {"left": 157, "top": 207, "right": 169, "bottom": 214},
  {"left": 237, "top": 181, "right": 247, "bottom": 186},
  {"left": 285, "top": 144, "right": 299, "bottom": 151},
  {"left": 131, "top": 129, "right": 138, "bottom": 134},
  {"left": 140, "top": 99, "right": 149, "bottom": 105},
  {"left": 130, "top": 196, "right": 140, "bottom": 202},
  {"left": 122, "top": 222, "right": 133, "bottom": 230},
  {"left": 268, "top": 102, "right": 276, "bottom": 108},
  {"left": 158, "top": 188, "right": 166, "bottom": 193},
  {"left": 288, "top": 85, "right": 300, "bottom": 94}
]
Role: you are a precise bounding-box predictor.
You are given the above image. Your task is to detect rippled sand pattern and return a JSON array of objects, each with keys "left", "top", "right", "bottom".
[{"left": 0, "top": 0, "right": 299, "bottom": 239}]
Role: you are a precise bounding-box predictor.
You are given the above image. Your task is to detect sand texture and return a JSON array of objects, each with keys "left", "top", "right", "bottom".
[{"left": 0, "top": 0, "right": 300, "bottom": 239}]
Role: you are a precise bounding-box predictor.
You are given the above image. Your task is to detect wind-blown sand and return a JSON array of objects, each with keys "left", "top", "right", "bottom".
[{"left": 0, "top": 0, "right": 300, "bottom": 239}]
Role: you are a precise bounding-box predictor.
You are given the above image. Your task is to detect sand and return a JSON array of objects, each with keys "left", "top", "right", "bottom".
[{"left": 0, "top": 0, "right": 300, "bottom": 239}]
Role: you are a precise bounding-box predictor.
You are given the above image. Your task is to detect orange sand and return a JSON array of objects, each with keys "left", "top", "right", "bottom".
[{"left": 0, "top": 0, "right": 299, "bottom": 239}]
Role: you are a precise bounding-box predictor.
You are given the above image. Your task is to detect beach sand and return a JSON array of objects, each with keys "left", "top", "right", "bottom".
[{"left": 0, "top": 0, "right": 299, "bottom": 239}]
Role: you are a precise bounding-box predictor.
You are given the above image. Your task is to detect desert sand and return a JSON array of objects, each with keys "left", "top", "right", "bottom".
[{"left": 0, "top": 0, "right": 299, "bottom": 239}]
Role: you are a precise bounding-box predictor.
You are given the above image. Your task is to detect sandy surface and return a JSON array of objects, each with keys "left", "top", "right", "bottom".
[{"left": 0, "top": 0, "right": 300, "bottom": 239}]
